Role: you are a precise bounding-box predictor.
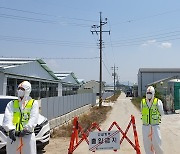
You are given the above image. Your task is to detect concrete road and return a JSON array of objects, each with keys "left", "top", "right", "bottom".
[
  {"left": 74, "top": 93, "right": 145, "bottom": 154},
  {"left": 43, "top": 93, "right": 180, "bottom": 154}
]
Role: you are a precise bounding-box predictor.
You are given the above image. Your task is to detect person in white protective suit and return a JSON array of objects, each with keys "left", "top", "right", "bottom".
[
  {"left": 141, "top": 86, "right": 164, "bottom": 154},
  {"left": 2, "top": 81, "right": 39, "bottom": 154}
]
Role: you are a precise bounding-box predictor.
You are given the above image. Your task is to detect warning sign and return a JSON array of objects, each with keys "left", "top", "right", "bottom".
[{"left": 89, "top": 131, "right": 120, "bottom": 151}]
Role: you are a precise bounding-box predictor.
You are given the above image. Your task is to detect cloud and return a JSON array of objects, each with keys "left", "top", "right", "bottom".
[
  {"left": 160, "top": 42, "right": 172, "bottom": 48},
  {"left": 141, "top": 40, "right": 172, "bottom": 49},
  {"left": 141, "top": 40, "right": 157, "bottom": 46},
  {"left": 147, "top": 40, "right": 156, "bottom": 44}
]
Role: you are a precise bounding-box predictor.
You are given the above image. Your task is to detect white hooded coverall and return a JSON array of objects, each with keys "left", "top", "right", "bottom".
[
  {"left": 141, "top": 86, "right": 164, "bottom": 154},
  {"left": 2, "top": 81, "right": 39, "bottom": 154}
]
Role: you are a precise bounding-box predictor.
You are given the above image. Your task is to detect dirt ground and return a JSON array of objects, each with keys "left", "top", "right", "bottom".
[{"left": 42, "top": 93, "right": 180, "bottom": 154}]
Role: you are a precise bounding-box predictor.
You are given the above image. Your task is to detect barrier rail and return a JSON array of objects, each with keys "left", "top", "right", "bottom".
[{"left": 68, "top": 115, "right": 141, "bottom": 154}]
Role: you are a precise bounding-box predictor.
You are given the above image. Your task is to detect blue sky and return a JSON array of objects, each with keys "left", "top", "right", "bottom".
[{"left": 1, "top": 0, "right": 180, "bottom": 84}]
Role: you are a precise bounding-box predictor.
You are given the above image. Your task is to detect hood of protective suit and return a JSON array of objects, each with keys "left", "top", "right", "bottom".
[
  {"left": 146, "top": 86, "right": 155, "bottom": 101},
  {"left": 17, "top": 81, "right": 31, "bottom": 99},
  {"left": 0, "top": 114, "right": 4, "bottom": 126}
]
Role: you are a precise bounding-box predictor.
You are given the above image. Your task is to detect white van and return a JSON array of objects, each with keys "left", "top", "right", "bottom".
[{"left": 0, "top": 96, "right": 50, "bottom": 153}]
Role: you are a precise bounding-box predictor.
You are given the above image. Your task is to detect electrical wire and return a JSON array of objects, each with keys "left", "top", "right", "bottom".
[
  {"left": 90, "top": 19, "right": 113, "bottom": 81},
  {"left": 112, "top": 8, "right": 180, "bottom": 26},
  {"left": 111, "top": 37, "right": 180, "bottom": 47},
  {"left": 0, "top": 6, "right": 98, "bottom": 22},
  {"left": 107, "top": 19, "right": 116, "bottom": 63},
  {"left": 0, "top": 35, "right": 96, "bottom": 48},
  {"left": 0, "top": 13, "right": 57, "bottom": 24},
  {"left": 0, "top": 56, "right": 99, "bottom": 60},
  {"left": 104, "top": 30, "right": 180, "bottom": 47},
  {"left": 102, "top": 60, "right": 114, "bottom": 80},
  {"left": 110, "top": 30, "right": 180, "bottom": 44},
  {"left": 41, "top": 57, "right": 99, "bottom": 60},
  {"left": 1, "top": 31, "right": 179, "bottom": 48},
  {"left": 90, "top": 25, "right": 100, "bottom": 49},
  {"left": 0, "top": 13, "right": 91, "bottom": 27}
]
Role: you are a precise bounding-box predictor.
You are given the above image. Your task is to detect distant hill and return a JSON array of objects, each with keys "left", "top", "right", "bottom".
[
  {"left": 106, "top": 81, "right": 134, "bottom": 86},
  {"left": 120, "top": 81, "right": 134, "bottom": 86}
]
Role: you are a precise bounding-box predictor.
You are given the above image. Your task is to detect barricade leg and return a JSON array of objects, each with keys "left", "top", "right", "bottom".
[
  {"left": 131, "top": 115, "right": 141, "bottom": 154},
  {"left": 68, "top": 117, "right": 78, "bottom": 154},
  {"left": 68, "top": 115, "right": 141, "bottom": 154}
]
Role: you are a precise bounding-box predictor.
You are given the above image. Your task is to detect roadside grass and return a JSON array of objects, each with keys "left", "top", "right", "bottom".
[
  {"left": 104, "top": 91, "right": 121, "bottom": 103},
  {"left": 51, "top": 92, "right": 121, "bottom": 138},
  {"left": 131, "top": 97, "right": 142, "bottom": 111},
  {"left": 51, "top": 106, "right": 112, "bottom": 138}
]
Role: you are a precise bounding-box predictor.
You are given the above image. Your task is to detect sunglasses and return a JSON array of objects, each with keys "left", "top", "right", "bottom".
[
  {"left": 146, "top": 92, "right": 152, "bottom": 94},
  {"left": 18, "top": 87, "right": 25, "bottom": 91}
]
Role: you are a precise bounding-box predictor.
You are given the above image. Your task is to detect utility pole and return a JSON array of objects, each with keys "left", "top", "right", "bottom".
[
  {"left": 111, "top": 64, "right": 118, "bottom": 96},
  {"left": 116, "top": 75, "right": 120, "bottom": 90},
  {"left": 91, "top": 12, "right": 110, "bottom": 107}
]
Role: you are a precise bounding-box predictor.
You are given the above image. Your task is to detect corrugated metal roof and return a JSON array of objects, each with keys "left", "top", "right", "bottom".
[
  {"left": 147, "top": 76, "right": 178, "bottom": 86},
  {"left": 55, "top": 73, "right": 69, "bottom": 77},
  {"left": 54, "top": 72, "right": 80, "bottom": 84},
  {"left": 40, "top": 64, "right": 59, "bottom": 80},
  {"left": 139, "top": 68, "right": 180, "bottom": 73},
  {"left": 77, "top": 79, "right": 85, "bottom": 84},
  {"left": 54, "top": 73, "right": 69, "bottom": 80},
  {"left": 0, "top": 58, "right": 59, "bottom": 80},
  {"left": 168, "top": 79, "right": 180, "bottom": 83},
  {"left": 0, "top": 58, "right": 33, "bottom": 68}
]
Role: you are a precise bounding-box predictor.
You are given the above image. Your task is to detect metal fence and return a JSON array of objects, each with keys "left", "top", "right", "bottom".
[
  {"left": 41, "top": 92, "right": 114, "bottom": 120},
  {"left": 41, "top": 93, "right": 96, "bottom": 120}
]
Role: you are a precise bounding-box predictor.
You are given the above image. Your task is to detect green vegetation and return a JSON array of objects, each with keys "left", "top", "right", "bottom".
[
  {"left": 104, "top": 90, "right": 121, "bottom": 103},
  {"left": 131, "top": 86, "right": 165, "bottom": 111},
  {"left": 51, "top": 106, "right": 112, "bottom": 138},
  {"left": 51, "top": 91, "right": 121, "bottom": 138},
  {"left": 131, "top": 92, "right": 164, "bottom": 111},
  {"left": 51, "top": 91, "right": 122, "bottom": 138},
  {"left": 131, "top": 97, "right": 142, "bottom": 111}
]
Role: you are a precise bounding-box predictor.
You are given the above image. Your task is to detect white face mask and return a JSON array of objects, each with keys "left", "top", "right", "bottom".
[
  {"left": 17, "top": 90, "right": 25, "bottom": 97},
  {"left": 146, "top": 94, "right": 152, "bottom": 99}
]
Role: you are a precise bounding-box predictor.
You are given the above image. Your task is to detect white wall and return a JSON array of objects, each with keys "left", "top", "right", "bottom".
[
  {"left": 0, "top": 73, "right": 7, "bottom": 95},
  {"left": 58, "top": 82, "right": 62, "bottom": 96},
  {"left": 84, "top": 81, "right": 100, "bottom": 94}
]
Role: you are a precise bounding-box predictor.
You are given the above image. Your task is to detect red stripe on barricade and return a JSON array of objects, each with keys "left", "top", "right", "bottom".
[{"left": 68, "top": 115, "right": 141, "bottom": 154}]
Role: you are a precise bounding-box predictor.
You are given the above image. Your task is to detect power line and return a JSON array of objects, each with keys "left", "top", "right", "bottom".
[
  {"left": 0, "top": 13, "right": 57, "bottom": 24},
  {"left": 91, "top": 12, "right": 110, "bottom": 107},
  {"left": 0, "top": 13, "right": 91, "bottom": 27},
  {"left": 107, "top": 19, "right": 116, "bottom": 63},
  {"left": 90, "top": 25, "right": 100, "bottom": 48},
  {"left": 112, "top": 8, "right": 180, "bottom": 26},
  {"left": 110, "top": 37, "right": 180, "bottom": 48},
  {"left": 0, "top": 6, "right": 55, "bottom": 17},
  {"left": 103, "top": 30, "right": 180, "bottom": 47},
  {"left": 0, "top": 56, "right": 99, "bottom": 60},
  {"left": 102, "top": 60, "right": 113, "bottom": 80},
  {"left": 0, "top": 35, "right": 96, "bottom": 48},
  {"left": 0, "top": 6, "right": 97, "bottom": 22},
  {"left": 111, "top": 30, "right": 180, "bottom": 44},
  {"left": 1, "top": 31, "right": 179, "bottom": 48},
  {"left": 102, "top": 50, "right": 110, "bottom": 72},
  {"left": 111, "top": 65, "right": 118, "bottom": 95},
  {"left": 110, "top": 34, "right": 180, "bottom": 46},
  {"left": 41, "top": 57, "right": 99, "bottom": 60}
]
